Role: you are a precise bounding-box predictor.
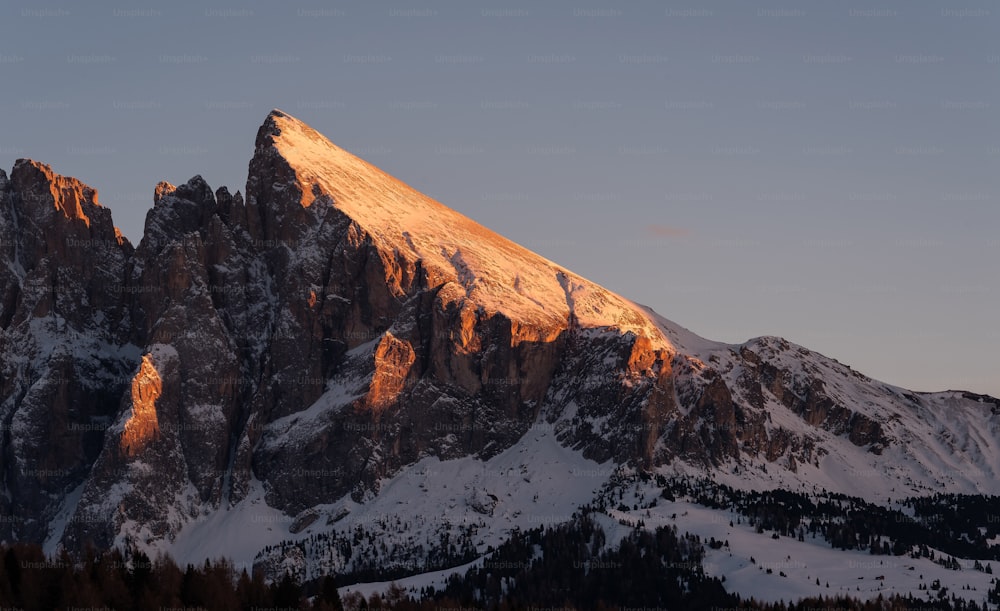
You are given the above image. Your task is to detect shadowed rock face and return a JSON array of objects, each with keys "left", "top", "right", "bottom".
[
  {"left": 0, "top": 160, "right": 135, "bottom": 544},
  {"left": 0, "top": 111, "right": 994, "bottom": 555}
]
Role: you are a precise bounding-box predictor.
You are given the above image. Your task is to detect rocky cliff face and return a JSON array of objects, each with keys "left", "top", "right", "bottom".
[
  {"left": 0, "top": 160, "right": 135, "bottom": 545},
  {"left": 0, "top": 110, "right": 997, "bottom": 560}
]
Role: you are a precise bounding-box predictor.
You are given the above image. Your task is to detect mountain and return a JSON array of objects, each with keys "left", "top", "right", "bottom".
[{"left": 1, "top": 110, "right": 997, "bottom": 595}]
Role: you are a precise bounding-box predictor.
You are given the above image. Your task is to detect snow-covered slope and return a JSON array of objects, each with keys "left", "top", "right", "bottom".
[
  {"left": 613, "top": 494, "right": 996, "bottom": 607},
  {"left": 649, "top": 321, "right": 1000, "bottom": 500},
  {"left": 179, "top": 424, "right": 614, "bottom": 582}
]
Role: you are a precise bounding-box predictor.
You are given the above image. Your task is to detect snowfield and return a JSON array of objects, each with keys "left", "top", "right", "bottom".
[
  {"left": 168, "top": 424, "right": 614, "bottom": 579},
  {"left": 613, "top": 498, "right": 994, "bottom": 606}
]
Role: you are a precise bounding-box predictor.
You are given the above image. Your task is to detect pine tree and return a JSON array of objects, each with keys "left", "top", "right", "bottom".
[
  {"left": 273, "top": 572, "right": 301, "bottom": 608},
  {"left": 316, "top": 574, "right": 344, "bottom": 610}
]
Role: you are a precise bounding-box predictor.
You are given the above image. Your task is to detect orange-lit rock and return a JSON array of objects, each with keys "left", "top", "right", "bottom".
[
  {"left": 121, "top": 355, "right": 162, "bottom": 456},
  {"left": 12, "top": 159, "right": 93, "bottom": 226},
  {"left": 366, "top": 332, "right": 416, "bottom": 412}
]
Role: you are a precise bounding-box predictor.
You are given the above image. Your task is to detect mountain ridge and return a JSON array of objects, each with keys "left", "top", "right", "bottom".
[
  {"left": 254, "top": 108, "right": 669, "bottom": 340},
  {"left": 0, "top": 110, "right": 996, "bottom": 586}
]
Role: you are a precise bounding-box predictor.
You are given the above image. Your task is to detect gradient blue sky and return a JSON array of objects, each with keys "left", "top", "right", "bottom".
[{"left": 1, "top": 0, "right": 997, "bottom": 396}]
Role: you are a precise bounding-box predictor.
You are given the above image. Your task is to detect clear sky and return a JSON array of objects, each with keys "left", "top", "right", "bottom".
[{"left": 1, "top": 0, "right": 997, "bottom": 396}]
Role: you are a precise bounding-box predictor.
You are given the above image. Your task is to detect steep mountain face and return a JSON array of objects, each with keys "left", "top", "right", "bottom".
[
  {"left": 0, "top": 110, "right": 997, "bottom": 568},
  {"left": 0, "top": 160, "right": 136, "bottom": 545}
]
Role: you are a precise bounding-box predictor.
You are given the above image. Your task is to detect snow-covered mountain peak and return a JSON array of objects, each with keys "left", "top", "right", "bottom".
[
  {"left": 255, "top": 109, "right": 670, "bottom": 342},
  {"left": 4, "top": 115, "right": 999, "bottom": 599}
]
